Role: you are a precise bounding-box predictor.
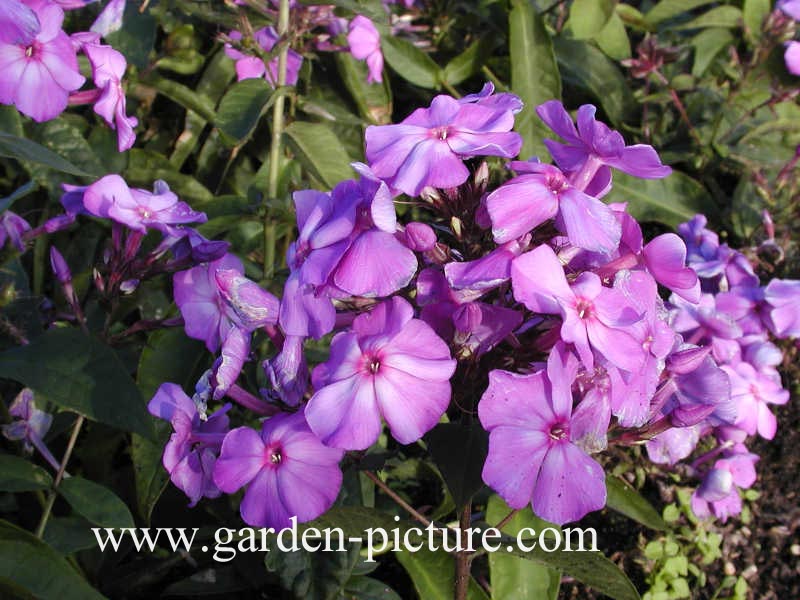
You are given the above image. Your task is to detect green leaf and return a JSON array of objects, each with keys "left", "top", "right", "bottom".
[
  {"left": 568, "top": 0, "right": 616, "bottom": 39},
  {"left": 58, "top": 476, "right": 135, "bottom": 529},
  {"left": 0, "top": 454, "right": 53, "bottom": 492},
  {"left": 605, "top": 476, "right": 668, "bottom": 531},
  {"left": 0, "top": 519, "right": 107, "bottom": 600},
  {"left": 0, "top": 133, "right": 90, "bottom": 177},
  {"left": 105, "top": 1, "right": 156, "bottom": 68},
  {"left": 645, "top": 0, "right": 717, "bottom": 26},
  {"left": 486, "top": 495, "right": 560, "bottom": 600},
  {"left": 284, "top": 121, "right": 355, "bottom": 189},
  {"left": 343, "top": 576, "right": 403, "bottom": 600},
  {"left": 595, "top": 12, "right": 633, "bottom": 60},
  {"left": 691, "top": 28, "right": 734, "bottom": 76},
  {"left": 676, "top": 6, "right": 743, "bottom": 30},
  {"left": 603, "top": 171, "right": 717, "bottom": 227},
  {"left": 381, "top": 36, "right": 442, "bottom": 89},
  {"left": 126, "top": 149, "right": 213, "bottom": 204},
  {"left": 506, "top": 540, "right": 640, "bottom": 600},
  {"left": 336, "top": 53, "right": 392, "bottom": 125},
  {"left": 145, "top": 74, "right": 216, "bottom": 122},
  {"left": 215, "top": 79, "right": 272, "bottom": 144},
  {"left": 443, "top": 37, "right": 496, "bottom": 86},
  {"left": 0, "top": 328, "right": 153, "bottom": 439},
  {"left": 395, "top": 544, "right": 489, "bottom": 600},
  {"left": 743, "top": 0, "right": 770, "bottom": 41},
  {"left": 134, "top": 328, "right": 208, "bottom": 522},
  {"left": 425, "top": 422, "right": 488, "bottom": 506},
  {"left": 509, "top": 0, "right": 561, "bottom": 160},
  {"left": 553, "top": 38, "right": 635, "bottom": 127},
  {"left": 43, "top": 517, "right": 99, "bottom": 555},
  {"left": 33, "top": 118, "right": 104, "bottom": 178}
]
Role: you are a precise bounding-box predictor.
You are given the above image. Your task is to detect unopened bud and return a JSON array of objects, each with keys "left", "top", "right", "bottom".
[
  {"left": 666, "top": 346, "right": 711, "bottom": 375},
  {"left": 49, "top": 247, "right": 71, "bottom": 284},
  {"left": 215, "top": 269, "right": 280, "bottom": 330},
  {"left": 403, "top": 222, "right": 436, "bottom": 252}
]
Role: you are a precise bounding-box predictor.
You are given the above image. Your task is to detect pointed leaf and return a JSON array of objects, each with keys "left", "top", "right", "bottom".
[
  {"left": 381, "top": 36, "right": 442, "bottom": 89},
  {"left": 284, "top": 121, "right": 355, "bottom": 189},
  {"left": 605, "top": 475, "right": 667, "bottom": 531},
  {"left": 215, "top": 79, "right": 272, "bottom": 143},
  {"left": 58, "top": 476, "right": 135, "bottom": 529},
  {"left": 0, "top": 133, "right": 90, "bottom": 177},
  {"left": 0, "top": 454, "right": 53, "bottom": 492}
]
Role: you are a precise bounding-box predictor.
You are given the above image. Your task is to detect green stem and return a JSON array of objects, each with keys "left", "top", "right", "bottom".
[
  {"left": 264, "top": 0, "right": 291, "bottom": 279},
  {"left": 34, "top": 415, "right": 84, "bottom": 538},
  {"left": 442, "top": 80, "right": 461, "bottom": 98}
]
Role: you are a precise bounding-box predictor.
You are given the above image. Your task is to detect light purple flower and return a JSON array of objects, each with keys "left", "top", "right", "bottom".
[
  {"left": 0, "top": 0, "right": 40, "bottom": 45},
  {"left": 213, "top": 411, "right": 343, "bottom": 529},
  {"left": 536, "top": 100, "right": 671, "bottom": 191},
  {"left": 0, "top": 210, "right": 31, "bottom": 251},
  {"left": 90, "top": 0, "right": 125, "bottom": 37},
  {"left": 0, "top": 0, "right": 84, "bottom": 122},
  {"left": 225, "top": 27, "right": 302, "bottom": 87},
  {"left": 264, "top": 335, "right": 309, "bottom": 407},
  {"left": 306, "top": 296, "right": 456, "bottom": 450},
  {"left": 646, "top": 425, "right": 702, "bottom": 465},
  {"left": 365, "top": 90, "right": 523, "bottom": 196},
  {"left": 763, "top": 279, "right": 800, "bottom": 339},
  {"left": 785, "top": 41, "right": 800, "bottom": 76},
  {"left": 512, "top": 244, "right": 646, "bottom": 372},
  {"left": 147, "top": 383, "right": 230, "bottom": 507},
  {"left": 478, "top": 345, "right": 607, "bottom": 525},
  {"left": 173, "top": 253, "right": 245, "bottom": 352},
  {"left": 348, "top": 16, "right": 382, "bottom": 84},
  {"left": 691, "top": 448, "right": 758, "bottom": 522},
  {"left": 485, "top": 162, "right": 621, "bottom": 254},
  {"left": 2, "top": 389, "right": 56, "bottom": 469},
  {"left": 83, "top": 43, "right": 137, "bottom": 151},
  {"left": 83, "top": 175, "right": 206, "bottom": 232},
  {"left": 778, "top": 0, "right": 800, "bottom": 20},
  {"left": 724, "top": 362, "right": 789, "bottom": 440}
]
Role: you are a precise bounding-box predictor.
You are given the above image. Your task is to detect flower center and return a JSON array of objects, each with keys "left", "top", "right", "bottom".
[
  {"left": 545, "top": 172, "right": 568, "bottom": 195},
  {"left": 548, "top": 422, "right": 568, "bottom": 441},
  {"left": 369, "top": 359, "right": 381, "bottom": 374},
  {"left": 138, "top": 206, "right": 152, "bottom": 219},
  {"left": 270, "top": 449, "right": 282, "bottom": 464},
  {"left": 575, "top": 298, "right": 594, "bottom": 320},
  {"left": 24, "top": 43, "right": 39, "bottom": 59},
  {"left": 431, "top": 126, "right": 450, "bottom": 141}
]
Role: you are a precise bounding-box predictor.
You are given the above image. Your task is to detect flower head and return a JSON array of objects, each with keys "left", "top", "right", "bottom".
[
  {"left": 348, "top": 16, "right": 382, "bottom": 83},
  {"left": 225, "top": 27, "right": 302, "bottom": 86},
  {"left": 213, "top": 411, "right": 343, "bottom": 529},
  {"left": 306, "top": 296, "right": 456, "bottom": 450}
]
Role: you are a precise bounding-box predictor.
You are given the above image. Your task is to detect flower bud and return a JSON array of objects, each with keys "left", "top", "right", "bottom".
[
  {"left": 49, "top": 246, "right": 72, "bottom": 284},
  {"left": 403, "top": 222, "right": 436, "bottom": 252},
  {"left": 453, "top": 302, "right": 482, "bottom": 333},
  {"left": 666, "top": 345, "right": 711, "bottom": 375}
]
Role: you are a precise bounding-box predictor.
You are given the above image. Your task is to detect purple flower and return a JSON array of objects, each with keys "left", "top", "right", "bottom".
[
  {"left": 306, "top": 296, "right": 456, "bottom": 450},
  {"left": 0, "top": 210, "right": 31, "bottom": 251},
  {"left": 213, "top": 411, "right": 343, "bottom": 529},
  {"left": 512, "top": 244, "right": 646, "bottom": 372},
  {"left": 485, "top": 162, "right": 621, "bottom": 254},
  {"left": 0, "top": 0, "right": 39, "bottom": 45},
  {"left": 264, "top": 335, "right": 309, "bottom": 407},
  {"left": 691, "top": 448, "right": 758, "bottom": 522},
  {"left": 724, "top": 362, "right": 789, "bottom": 440},
  {"left": 348, "top": 16, "right": 382, "bottom": 84},
  {"left": 778, "top": 0, "right": 800, "bottom": 20},
  {"left": 2, "top": 389, "right": 58, "bottom": 470},
  {"left": 225, "top": 27, "right": 302, "bottom": 87},
  {"left": 478, "top": 345, "right": 606, "bottom": 524},
  {"left": 536, "top": 100, "right": 671, "bottom": 191},
  {"left": 646, "top": 425, "right": 701, "bottom": 465},
  {"left": 173, "top": 254, "right": 245, "bottom": 352},
  {"left": 763, "top": 279, "right": 800, "bottom": 339},
  {"left": 785, "top": 41, "right": 800, "bottom": 76},
  {"left": 90, "top": 0, "right": 125, "bottom": 37},
  {"left": 365, "top": 89, "right": 523, "bottom": 196},
  {"left": 148, "top": 383, "right": 229, "bottom": 507},
  {"left": 0, "top": 0, "right": 84, "bottom": 122},
  {"left": 83, "top": 175, "right": 206, "bottom": 233},
  {"left": 83, "top": 43, "right": 137, "bottom": 151}
]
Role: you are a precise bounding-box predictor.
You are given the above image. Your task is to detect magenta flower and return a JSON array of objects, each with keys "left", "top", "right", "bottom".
[
  {"left": 485, "top": 162, "right": 621, "bottom": 254},
  {"left": 536, "top": 100, "right": 671, "bottom": 191},
  {"left": 306, "top": 296, "right": 456, "bottom": 450},
  {"left": 785, "top": 41, "right": 800, "bottom": 76},
  {"left": 479, "top": 346, "right": 607, "bottom": 524},
  {"left": 83, "top": 43, "right": 137, "bottom": 151},
  {"left": 724, "top": 362, "right": 789, "bottom": 440},
  {"left": 365, "top": 89, "right": 523, "bottom": 196},
  {"left": 225, "top": 27, "right": 302, "bottom": 86},
  {"left": 512, "top": 244, "right": 646, "bottom": 372},
  {"left": 0, "top": 0, "right": 84, "bottom": 122},
  {"left": 0, "top": 0, "right": 39, "bottom": 45},
  {"left": 213, "top": 411, "right": 344, "bottom": 529},
  {"left": 148, "top": 383, "right": 230, "bottom": 507},
  {"left": 348, "top": 15, "right": 382, "bottom": 84},
  {"left": 82, "top": 175, "right": 206, "bottom": 232},
  {"left": 778, "top": 0, "right": 800, "bottom": 20}
]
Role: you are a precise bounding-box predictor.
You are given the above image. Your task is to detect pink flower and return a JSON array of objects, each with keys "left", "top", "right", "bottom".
[
  {"left": 0, "top": 0, "right": 84, "bottom": 122},
  {"left": 83, "top": 43, "right": 137, "bottom": 151},
  {"left": 348, "top": 16, "right": 383, "bottom": 84}
]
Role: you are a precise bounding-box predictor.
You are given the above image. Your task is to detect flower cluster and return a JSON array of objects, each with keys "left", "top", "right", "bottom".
[
  {"left": 137, "top": 84, "right": 797, "bottom": 530},
  {"left": 0, "top": 0, "right": 135, "bottom": 150}
]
